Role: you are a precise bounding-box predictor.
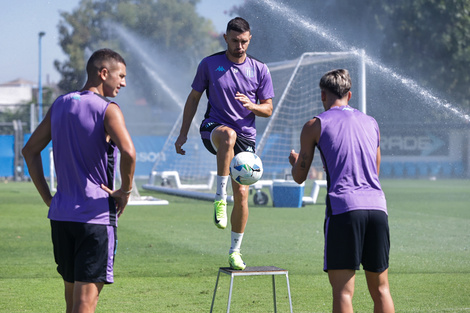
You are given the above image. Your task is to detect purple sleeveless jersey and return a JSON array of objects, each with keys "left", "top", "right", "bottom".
[
  {"left": 192, "top": 51, "right": 274, "bottom": 141},
  {"left": 48, "top": 90, "right": 118, "bottom": 226},
  {"left": 316, "top": 105, "right": 387, "bottom": 216}
]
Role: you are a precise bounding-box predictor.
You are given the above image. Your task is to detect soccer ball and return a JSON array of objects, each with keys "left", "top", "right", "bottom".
[{"left": 229, "top": 152, "right": 263, "bottom": 185}]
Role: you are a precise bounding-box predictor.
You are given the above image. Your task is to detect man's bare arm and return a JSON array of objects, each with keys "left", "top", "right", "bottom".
[
  {"left": 175, "top": 89, "right": 203, "bottom": 155},
  {"left": 22, "top": 110, "right": 53, "bottom": 206},
  {"left": 235, "top": 92, "right": 273, "bottom": 118},
  {"left": 290, "top": 118, "right": 321, "bottom": 184},
  {"left": 102, "top": 102, "right": 136, "bottom": 217}
]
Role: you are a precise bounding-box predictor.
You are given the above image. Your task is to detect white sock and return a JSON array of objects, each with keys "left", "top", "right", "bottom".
[
  {"left": 229, "top": 231, "right": 244, "bottom": 254},
  {"left": 215, "top": 175, "right": 229, "bottom": 201}
]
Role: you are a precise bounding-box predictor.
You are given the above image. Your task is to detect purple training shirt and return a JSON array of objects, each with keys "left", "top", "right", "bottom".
[
  {"left": 316, "top": 105, "right": 387, "bottom": 216},
  {"left": 192, "top": 51, "right": 274, "bottom": 141},
  {"left": 48, "top": 90, "right": 118, "bottom": 226}
]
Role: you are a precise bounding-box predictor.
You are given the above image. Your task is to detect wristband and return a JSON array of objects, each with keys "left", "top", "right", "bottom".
[{"left": 122, "top": 188, "right": 132, "bottom": 194}]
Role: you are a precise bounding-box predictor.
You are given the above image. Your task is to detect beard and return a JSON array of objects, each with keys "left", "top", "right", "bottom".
[{"left": 229, "top": 49, "right": 245, "bottom": 59}]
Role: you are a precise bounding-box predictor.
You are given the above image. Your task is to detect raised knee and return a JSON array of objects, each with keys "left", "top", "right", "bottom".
[{"left": 215, "top": 127, "right": 237, "bottom": 147}]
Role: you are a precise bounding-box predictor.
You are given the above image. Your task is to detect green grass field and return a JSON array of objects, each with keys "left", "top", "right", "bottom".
[{"left": 1, "top": 179, "right": 469, "bottom": 312}]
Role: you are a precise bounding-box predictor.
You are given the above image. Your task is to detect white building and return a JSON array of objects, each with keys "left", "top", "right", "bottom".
[{"left": 0, "top": 79, "right": 35, "bottom": 110}]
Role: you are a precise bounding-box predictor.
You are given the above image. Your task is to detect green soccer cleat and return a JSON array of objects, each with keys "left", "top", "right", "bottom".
[
  {"left": 228, "top": 252, "right": 246, "bottom": 270},
  {"left": 213, "top": 199, "right": 227, "bottom": 229}
]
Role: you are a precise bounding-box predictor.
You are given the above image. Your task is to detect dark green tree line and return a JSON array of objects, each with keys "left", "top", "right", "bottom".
[
  {"left": 381, "top": 0, "right": 470, "bottom": 109},
  {"left": 231, "top": 0, "right": 470, "bottom": 114},
  {"left": 54, "top": 0, "right": 470, "bottom": 116},
  {"left": 54, "top": 0, "right": 222, "bottom": 93}
]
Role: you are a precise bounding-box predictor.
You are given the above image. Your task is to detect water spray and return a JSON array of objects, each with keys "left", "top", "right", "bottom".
[{"left": 260, "top": 0, "right": 470, "bottom": 123}]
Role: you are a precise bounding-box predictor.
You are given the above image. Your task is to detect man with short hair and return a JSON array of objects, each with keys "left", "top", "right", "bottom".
[
  {"left": 289, "top": 69, "right": 395, "bottom": 312},
  {"left": 175, "top": 17, "right": 274, "bottom": 270},
  {"left": 22, "top": 48, "right": 136, "bottom": 313}
]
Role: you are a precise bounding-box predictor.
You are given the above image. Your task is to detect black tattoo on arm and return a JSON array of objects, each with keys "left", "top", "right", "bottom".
[{"left": 299, "top": 153, "right": 309, "bottom": 169}]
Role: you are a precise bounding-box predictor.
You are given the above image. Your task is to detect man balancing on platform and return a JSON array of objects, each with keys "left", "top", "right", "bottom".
[{"left": 175, "top": 17, "right": 274, "bottom": 270}]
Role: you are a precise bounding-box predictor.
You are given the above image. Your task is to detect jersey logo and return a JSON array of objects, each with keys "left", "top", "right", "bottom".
[
  {"left": 215, "top": 66, "right": 226, "bottom": 72},
  {"left": 246, "top": 146, "right": 254, "bottom": 152},
  {"left": 245, "top": 67, "right": 255, "bottom": 78},
  {"left": 72, "top": 94, "right": 81, "bottom": 101}
]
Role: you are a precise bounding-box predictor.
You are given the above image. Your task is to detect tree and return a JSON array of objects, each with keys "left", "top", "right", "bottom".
[
  {"left": 53, "top": 0, "right": 223, "bottom": 135},
  {"left": 381, "top": 0, "right": 470, "bottom": 110},
  {"left": 229, "top": 0, "right": 387, "bottom": 63},
  {"left": 55, "top": 0, "right": 103, "bottom": 92},
  {"left": 231, "top": 0, "right": 470, "bottom": 114},
  {"left": 54, "top": 0, "right": 221, "bottom": 93}
]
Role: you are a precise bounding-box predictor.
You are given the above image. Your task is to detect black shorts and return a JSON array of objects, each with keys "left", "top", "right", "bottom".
[
  {"left": 324, "top": 210, "right": 390, "bottom": 272},
  {"left": 200, "top": 121, "right": 256, "bottom": 155},
  {"left": 50, "top": 220, "right": 117, "bottom": 284}
]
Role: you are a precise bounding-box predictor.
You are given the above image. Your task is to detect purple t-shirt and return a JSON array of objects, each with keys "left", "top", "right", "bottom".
[
  {"left": 192, "top": 51, "right": 274, "bottom": 141},
  {"left": 48, "top": 90, "right": 118, "bottom": 226},
  {"left": 316, "top": 105, "right": 387, "bottom": 216}
]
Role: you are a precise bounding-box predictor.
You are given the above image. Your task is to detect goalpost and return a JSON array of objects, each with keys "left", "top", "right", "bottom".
[
  {"left": 257, "top": 51, "right": 366, "bottom": 180},
  {"left": 144, "top": 51, "right": 366, "bottom": 201}
]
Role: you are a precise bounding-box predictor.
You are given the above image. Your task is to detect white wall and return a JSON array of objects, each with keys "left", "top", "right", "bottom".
[{"left": 0, "top": 85, "right": 33, "bottom": 106}]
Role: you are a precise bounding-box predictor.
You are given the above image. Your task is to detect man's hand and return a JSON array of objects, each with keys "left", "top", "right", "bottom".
[
  {"left": 289, "top": 149, "right": 299, "bottom": 167},
  {"left": 101, "top": 184, "right": 130, "bottom": 218},
  {"left": 175, "top": 135, "right": 187, "bottom": 155},
  {"left": 235, "top": 92, "right": 254, "bottom": 110},
  {"left": 235, "top": 92, "right": 273, "bottom": 117}
]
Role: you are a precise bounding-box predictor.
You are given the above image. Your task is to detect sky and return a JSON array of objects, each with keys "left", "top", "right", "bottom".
[{"left": 0, "top": 0, "right": 242, "bottom": 85}]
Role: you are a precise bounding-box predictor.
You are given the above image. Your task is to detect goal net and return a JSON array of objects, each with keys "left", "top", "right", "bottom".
[
  {"left": 147, "top": 51, "right": 366, "bottom": 185},
  {"left": 257, "top": 51, "right": 366, "bottom": 180}
]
